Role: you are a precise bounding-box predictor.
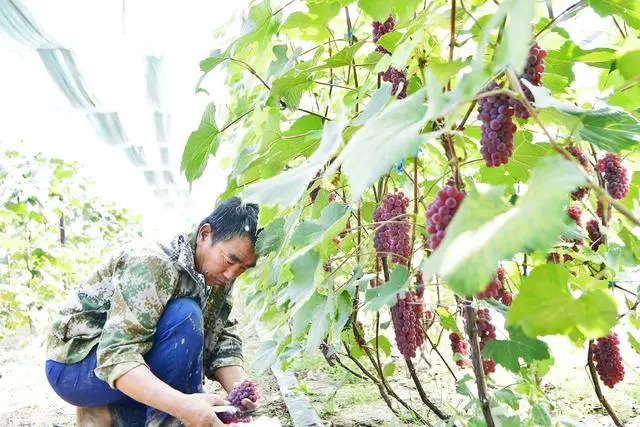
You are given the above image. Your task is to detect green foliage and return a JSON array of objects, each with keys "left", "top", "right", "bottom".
[
  {"left": 182, "top": 0, "right": 640, "bottom": 423},
  {"left": 0, "top": 147, "right": 141, "bottom": 338}
]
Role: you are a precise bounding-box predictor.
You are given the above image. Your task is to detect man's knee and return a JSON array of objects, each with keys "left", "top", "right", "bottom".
[{"left": 158, "top": 298, "right": 204, "bottom": 340}]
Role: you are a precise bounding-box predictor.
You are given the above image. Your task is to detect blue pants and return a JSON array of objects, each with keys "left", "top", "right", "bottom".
[{"left": 45, "top": 298, "right": 204, "bottom": 426}]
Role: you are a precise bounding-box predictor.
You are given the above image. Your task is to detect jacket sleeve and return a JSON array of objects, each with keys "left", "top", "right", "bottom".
[
  {"left": 94, "top": 250, "right": 178, "bottom": 388},
  {"left": 203, "top": 287, "right": 243, "bottom": 379}
]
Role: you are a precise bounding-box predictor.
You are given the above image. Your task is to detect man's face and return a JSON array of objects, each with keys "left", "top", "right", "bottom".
[{"left": 195, "top": 224, "right": 257, "bottom": 287}]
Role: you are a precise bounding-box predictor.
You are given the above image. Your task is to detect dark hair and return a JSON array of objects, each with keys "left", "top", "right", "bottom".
[{"left": 198, "top": 197, "right": 259, "bottom": 246}]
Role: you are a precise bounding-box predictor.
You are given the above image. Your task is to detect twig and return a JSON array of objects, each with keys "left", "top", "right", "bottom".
[
  {"left": 544, "top": 0, "right": 554, "bottom": 19},
  {"left": 464, "top": 303, "right": 495, "bottom": 427},
  {"left": 612, "top": 17, "right": 626, "bottom": 39},
  {"left": 535, "top": 0, "right": 587, "bottom": 38},
  {"left": 345, "top": 6, "right": 360, "bottom": 113},
  {"left": 618, "top": 299, "right": 640, "bottom": 321},
  {"left": 408, "top": 157, "right": 419, "bottom": 270},
  {"left": 425, "top": 332, "right": 457, "bottom": 381},
  {"left": 342, "top": 342, "right": 400, "bottom": 416},
  {"left": 314, "top": 80, "right": 357, "bottom": 91},
  {"left": 334, "top": 355, "right": 367, "bottom": 380},
  {"left": 587, "top": 342, "right": 624, "bottom": 426},
  {"left": 272, "top": 0, "right": 296, "bottom": 16},
  {"left": 405, "top": 358, "right": 449, "bottom": 420}
]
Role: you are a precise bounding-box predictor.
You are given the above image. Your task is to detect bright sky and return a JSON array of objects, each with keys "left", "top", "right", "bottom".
[{"left": 0, "top": 0, "right": 614, "bottom": 236}]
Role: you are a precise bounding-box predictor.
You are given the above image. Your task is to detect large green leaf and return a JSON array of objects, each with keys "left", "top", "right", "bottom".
[
  {"left": 420, "top": 155, "right": 586, "bottom": 295},
  {"left": 199, "top": 50, "right": 230, "bottom": 73},
  {"left": 494, "top": 0, "right": 535, "bottom": 74},
  {"left": 292, "top": 292, "right": 327, "bottom": 339},
  {"left": 180, "top": 103, "right": 219, "bottom": 182},
  {"left": 482, "top": 326, "right": 551, "bottom": 373},
  {"left": 333, "top": 88, "right": 437, "bottom": 200},
  {"left": 528, "top": 84, "right": 640, "bottom": 152},
  {"left": 306, "top": 292, "right": 333, "bottom": 353},
  {"left": 616, "top": 49, "right": 640, "bottom": 81},
  {"left": 242, "top": 120, "right": 345, "bottom": 207},
  {"left": 280, "top": 250, "right": 320, "bottom": 304},
  {"left": 588, "top": 0, "right": 640, "bottom": 30},
  {"left": 256, "top": 217, "right": 285, "bottom": 256},
  {"left": 358, "top": 0, "right": 422, "bottom": 22},
  {"left": 306, "top": 39, "right": 367, "bottom": 73},
  {"left": 268, "top": 70, "right": 315, "bottom": 110},
  {"left": 364, "top": 266, "right": 409, "bottom": 311},
  {"left": 281, "top": 12, "right": 331, "bottom": 42},
  {"left": 507, "top": 265, "right": 618, "bottom": 343},
  {"left": 291, "top": 202, "right": 350, "bottom": 248},
  {"left": 233, "top": 0, "right": 281, "bottom": 55}
]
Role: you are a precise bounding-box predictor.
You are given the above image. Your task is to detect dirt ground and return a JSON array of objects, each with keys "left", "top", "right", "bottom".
[{"left": 1, "top": 310, "right": 639, "bottom": 427}]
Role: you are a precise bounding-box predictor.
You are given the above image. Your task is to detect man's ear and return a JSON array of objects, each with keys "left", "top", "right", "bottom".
[{"left": 198, "top": 224, "right": 213, "bottom": 243}]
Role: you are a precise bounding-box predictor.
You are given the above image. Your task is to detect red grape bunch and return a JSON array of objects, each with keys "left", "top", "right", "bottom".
[
  {"left": 449, "top": 332, "right": 471, "bottom": 368},
  {"left": 596, "top": 200, "right": 612, "bottom": 225},
  {"left": 509, "top": 43, "right": 547, "bottom": 118},
  {"left": 380, "top": 67, "right": 408, "bottom": 99},
  {"left": 586, "top": 219, "right": 603, "bottom": 251},
  {"left": 425, "top": 183, "right": 465, "bottom": 250},
  {"left": 391, "top": 292, "right": 425, "bottom": 359},
  {"left": 592, "top": 333, "right": 625, "bottom": 388},
  {"left": 597, "top": 153, "right": 629, "bottom": 200},
  {"left": 373, "top": 192, "right": 411, "bottom": 265},
  {"left": 372, "top": 15, "right": 395, "bottom": 54},
  {"left": 217, "top": 379, "right": 260, "bottom": 424},
  {"left": 478, "top": 82, "right": 517, "bottom": 167},
  {"left": 476, "top": 267, "right": 512, "bottom": 306},
  {"left": 567, "top": 145, "right": 592, "bottom": 200}
]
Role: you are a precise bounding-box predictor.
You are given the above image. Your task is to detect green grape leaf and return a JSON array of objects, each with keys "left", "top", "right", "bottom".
[
  {"left": 256, "top": 217, "right": 285, "bottom": 256},
  {"left": 494, "top": 0, "right": 535, "bottom": 74},
  {"left": 280, "top": 250, "right": 320, "bottom": 305},
  {"left": 364, "top": 266, "right": 409, "bottom": 311},
  {"left": 383, "top": 362, "right": 396, "bottom": 377},
  {"left": 181, "top": 103, "right": 220, "bottom": 182},
  {"left": 628, "top": 332, "right": 640, "bottom": 355},
  {"left": 253, "top": 339, "right": 278, "bottom": 374},
  {"left": 333, "top": 88, "right": 437, "bottom": 200},
  {"left": 233, "top": 0, "right": 281, "bottom": 55},
  {"left": 436, "top": 307, "right": 462, "bottom": 335},
  {"left": 528, "top": 84, "right": 640, "bottom": 152},
  {"left": 242, "top": 120, "right": 345, "bottom": 207},
  {"left": 268, "top": 70, "right": 315, "bottom": 110},
  {"left": 292, "top": 292, "right": 327, "bottom": 339},
  {"left": 331, "top": 290, "right": 353, "bottom": 342},
  {"left": 353, "top": 83, "right": 393, "bottom": 126},
  {"left": 421, "top": 155, "right": 586, "bottom": 296},
  {"left": 306, "top": 293, "right": 333, "bottom": 353},
  {"left": 291, "top": 202, "right": 351, "bottom": 248},
  {"left": 281, "top": 12, "right": 331, "bottom": 42},
  {"left": 199, "top": 50, "right": 229, "bottom": 73},
  {"left": 495, "top": 389, "right": 520, "bottom": 410},
  {"left": 358, "top": 0, "right": 422, "bottom": 22},
  {"left": 588, "top": 0, "right": 640, "bottom": 30},
  {"left": 483, "top": 326, "right": 551, "bottom": 372},
  {"left": 507, "top": 265, "right": 618, "bottom": 342}
]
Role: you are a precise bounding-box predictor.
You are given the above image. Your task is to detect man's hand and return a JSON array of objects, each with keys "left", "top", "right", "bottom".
[
  {"left": 176, "top": 393, "right": 229, "bottom": 427},
  {"left": 240, "top": 397, "right": 260, "bottom": 411}
]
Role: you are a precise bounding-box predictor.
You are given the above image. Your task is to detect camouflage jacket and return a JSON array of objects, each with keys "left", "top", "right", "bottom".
[{"left": 46, "top": 229, "right": 243, "bottom": 389}]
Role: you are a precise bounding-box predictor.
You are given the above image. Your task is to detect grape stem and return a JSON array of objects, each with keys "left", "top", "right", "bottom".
[
  {"left": 504, "top": 67, "right": 640, "bottom": 228},
  {"left": 587, "top": 342, "right": 624, "bottom": 427},
  {"left": 464, "top": 303, "right": 495, "bottom": 427},
  {"left": 424, "top": 330, "right": 458, "bottom": 381}
]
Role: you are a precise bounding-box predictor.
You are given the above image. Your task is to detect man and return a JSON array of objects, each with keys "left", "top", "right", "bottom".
[{"left": 45, "top": 197, "right": 260, "bottom": 426}]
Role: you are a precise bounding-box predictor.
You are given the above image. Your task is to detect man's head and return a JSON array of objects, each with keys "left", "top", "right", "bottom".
[{"left": 194, "top": 197, "right": 259, "bottom": 287}]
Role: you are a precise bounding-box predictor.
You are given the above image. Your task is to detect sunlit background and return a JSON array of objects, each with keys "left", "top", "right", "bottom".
[{"left": 0, "top": 0, "right": 614, "bottom": 233}]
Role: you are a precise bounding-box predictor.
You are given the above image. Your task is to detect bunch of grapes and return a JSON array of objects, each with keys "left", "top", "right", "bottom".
[
  {"left": 380, "top": 67, "right": 408, "bottom": 99},
  {"left": 586, "top": 219, "right": 603, "bottom": 251},
  {"left": 592, "top": 333, "right": 625, "bottom": 388},
  {"left": 476, "top": 308, "right": 496, "bottom": 350},
  {"left": 567, "top": 145, "right": 592, "bottom": 200},
  {"left": 478, "top": 82, "right": 517, "bottom": 167},
  {"left": 476, "top": 267, "right": 512, "bottom": 306},
  {"left": 597, "top": 154, "right": 629, "bottom": 200},
  {"left": 391, "top": 292, "right": 425, "bottom": 359},
  {"left": 596, "top": 200, "right": 612, "bottom": 225},
  {"left": 483, "top": 359, "right": 497, "bottom": 375},
  {"left": 218, "top": 379, "right": 260, "bottom": 424},
  {"left": 449, "top": 332, "right": 471, "bottom": 368},
  {"left": 509, "top": 43, "right": 547, "bottom": 118},
  {"left": 373, "top": 192, "right": 411, "bottom": 264},
  {"left": 372, "top": 15, "right": 395, "bottom": 54},
  {"left": 425, "top": 183, "right": 465, "bottom": 250},
  {"left": 307, "top": 171, "right": 322, "bottom": 203},
  {"left": 568, "top": 204, "right": 582, "bottom": 225}
]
